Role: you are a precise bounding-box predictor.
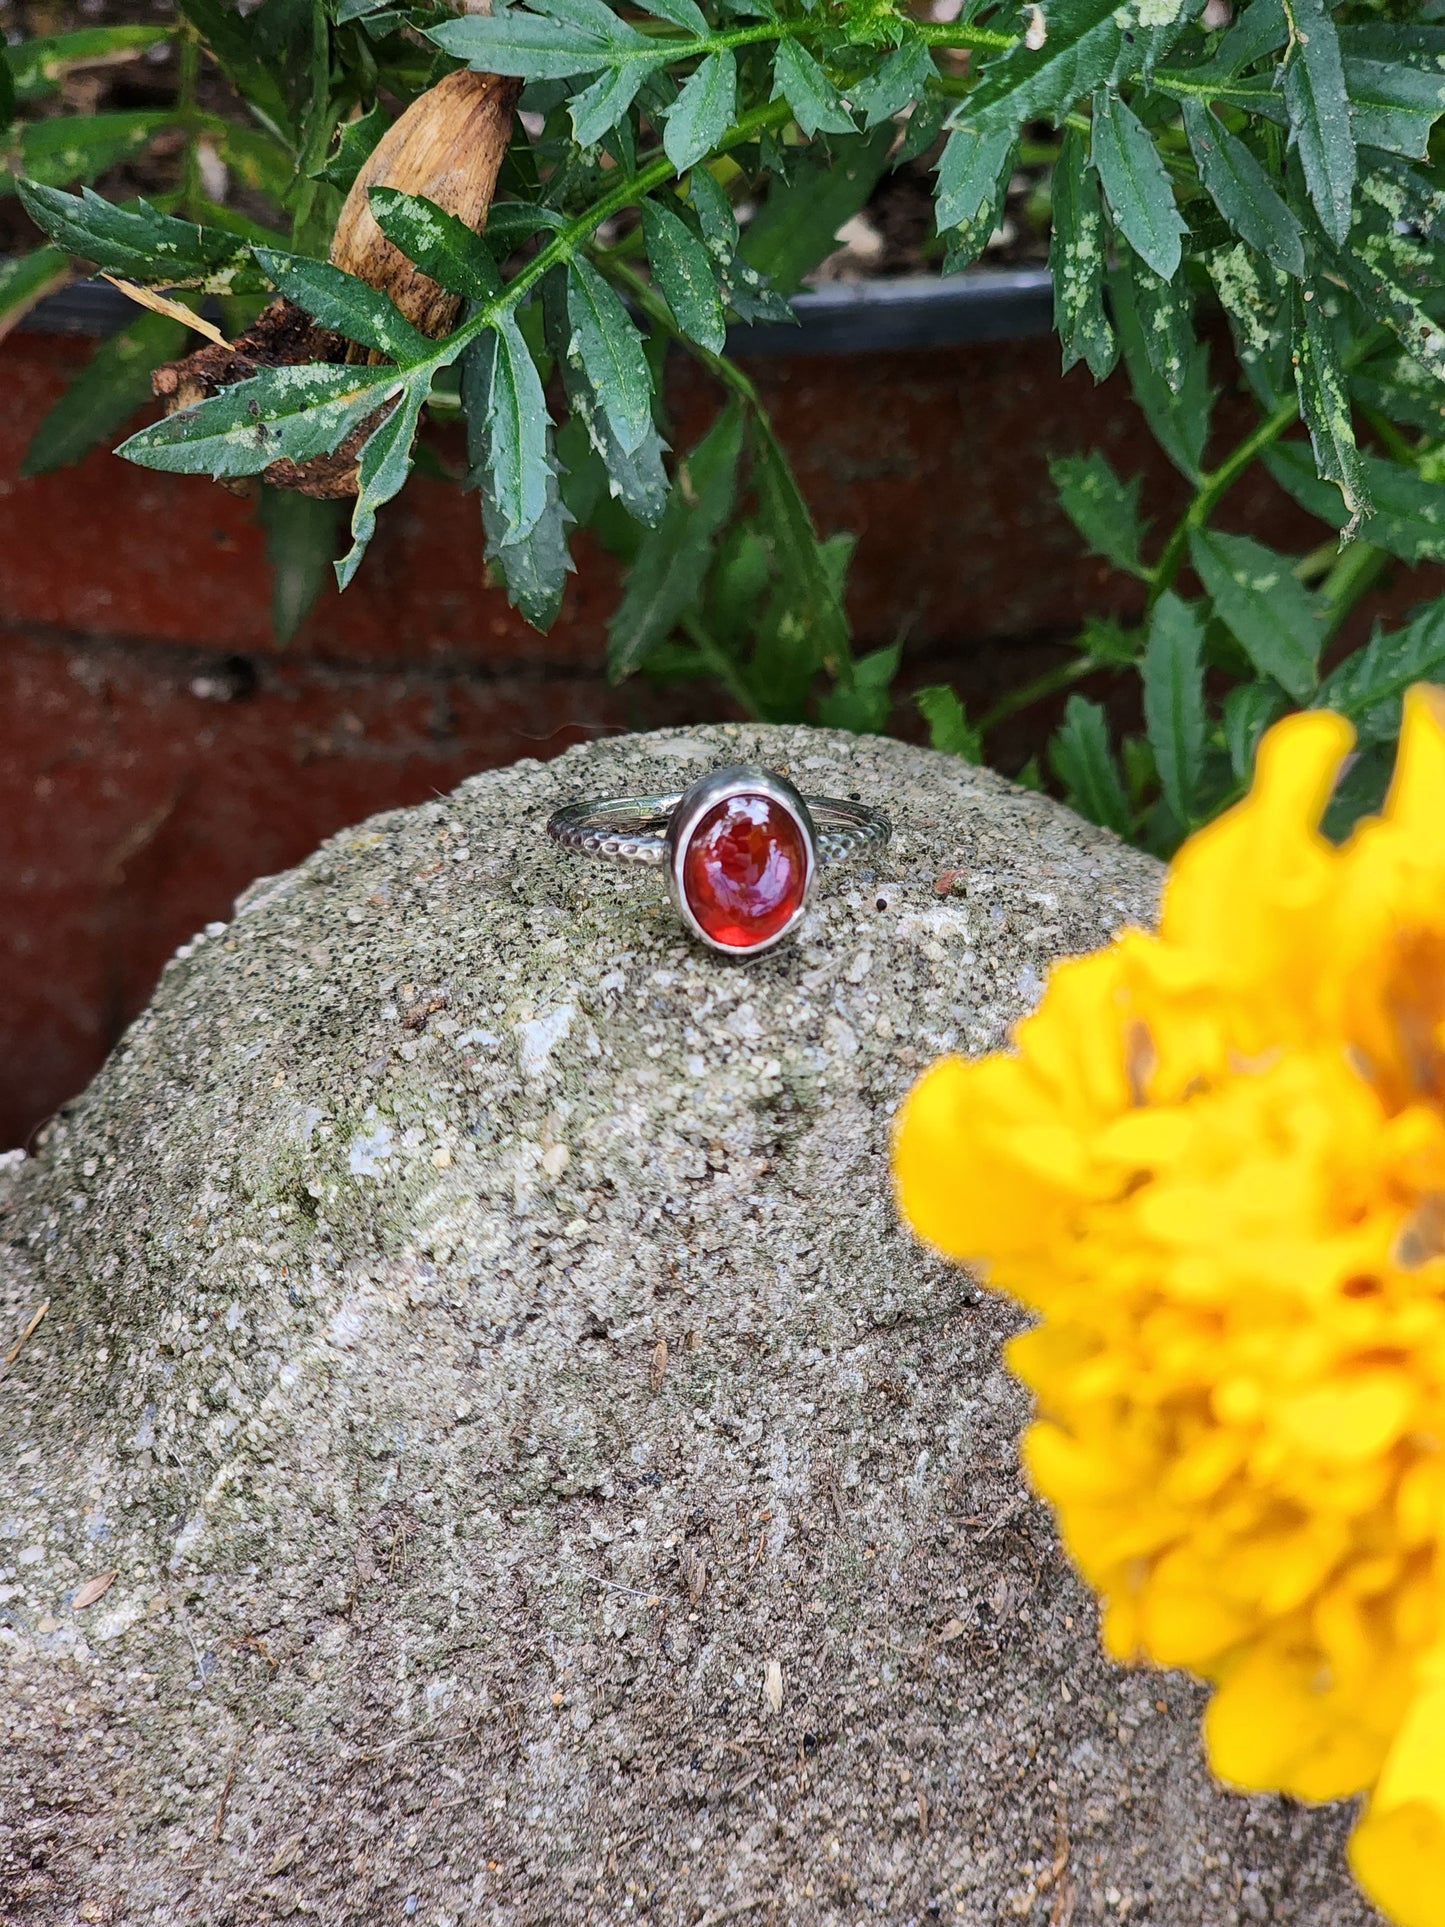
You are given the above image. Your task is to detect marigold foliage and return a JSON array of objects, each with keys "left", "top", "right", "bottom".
[{"left": 894, "top": 688, "right": 1445, "bottom": 1927}]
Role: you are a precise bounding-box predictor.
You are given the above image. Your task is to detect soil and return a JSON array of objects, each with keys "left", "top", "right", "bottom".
[{"left": 0, "top": 0, "right": 1051, "bottom": 278}]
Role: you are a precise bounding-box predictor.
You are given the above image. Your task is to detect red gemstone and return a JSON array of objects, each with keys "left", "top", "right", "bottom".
[{"left": 681, "top": 794, "right": 808, "bottom": 949}]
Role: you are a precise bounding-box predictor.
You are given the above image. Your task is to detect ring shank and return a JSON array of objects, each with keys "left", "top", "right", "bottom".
[{"left": 547, "top": 791, "right": 888, "bottom": 868}]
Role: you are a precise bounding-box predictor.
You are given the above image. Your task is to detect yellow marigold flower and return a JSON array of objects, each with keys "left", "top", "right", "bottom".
[{"left": 893, "top": 688, "right": 1445, "bottom": 1927}]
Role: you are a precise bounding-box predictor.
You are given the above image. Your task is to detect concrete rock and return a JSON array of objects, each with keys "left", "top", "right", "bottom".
[{"left": 0, "top": 724, "right": 1377, "bottom": 1926}]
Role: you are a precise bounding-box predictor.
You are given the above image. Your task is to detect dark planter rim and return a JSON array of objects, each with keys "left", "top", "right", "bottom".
[{"left": 15, "top": 264, "right": 1053, "bottom": 357}]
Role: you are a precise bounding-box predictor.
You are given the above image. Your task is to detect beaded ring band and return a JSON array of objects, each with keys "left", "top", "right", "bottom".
[{"left": 546, "top": 764, "right": 891, "bottom": 958}]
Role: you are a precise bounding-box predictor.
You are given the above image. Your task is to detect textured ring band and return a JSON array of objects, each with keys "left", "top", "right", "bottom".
[{"left": 546, "top": 764, "right": 890, "bottom": 957}]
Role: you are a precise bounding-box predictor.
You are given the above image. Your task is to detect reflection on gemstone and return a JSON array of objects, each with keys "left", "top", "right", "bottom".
[{"left": 681, "top": 794, "right": 808, "bottom": 948}]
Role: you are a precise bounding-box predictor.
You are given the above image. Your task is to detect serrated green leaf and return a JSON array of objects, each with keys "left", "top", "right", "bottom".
[
  {"left": 965, "top": 0, "right": 1125, "bottom": 131},
  {"left": 1141, "top": 590, "right": 1206, "bottom": 826},
  {"left": 570, "top": 61, "right": 656, "bottom": 145},
  {"left": 753, "top": 426, "right": 849, "bottom": 681},
  {"left": 427, "top": 8, "right": 621, "bottom": 79},
  {"left": 1291, "top": 280, "right": 1370, "bottom": 520},
  {"left": 1281, "top": 0, "right": 1355, "bottom": 245},
  {"left": 1110, "top": 261, "right": 1213, "bottom": 479},
  {"left": 22, "top": 310, "right": 189, "bottom": 478},
  {"left": 318, "top": 103, "right": 392, "bottom": 191},
  {"left": 1205, "top": 238, "right": 1292, "bottom": 407},
  {"left": 1050, "top": 451, "right": 1149, "bottom": 577},
  {"left": 1327, "top": 190, "right": 1445, "bottom": 387},
  {"left": 177, "top": 0, "right": 293, "bottom": 141},
  {"left": 816, "top": 640, "right": 898, "bottom": 734},
  {"left": 849, "top": 39, "right": 933, "bottom": 128},
  {"left": 1123, "top": 243, "right": 1195, "bottom": 395},
  {"left": 686, "top": 163, "right": 739, "bottom": 258},
  {"left": 608, "top": 403, "right": 744, "bottom": 680},
  {"left": 740, "top": 125, "right": 892, "bottom": 294},
  {"left": 368, "top": 187, "right": 501, "bottom": 303},
  {"left": 483, "top": 311, "right": 552, "bottom": 543},
  {"left": 118, "top": 361, "right": 405, "bottom": 480},
  {"left": 665, "top": 51, "right": 738, "bottom": 170},
  {"left": 1199, "top": 0, "right": 1287, "bottom": 79},
  {"left": 6, "top": 24, "right": 170, "bottom": 98},
  {"left": 483, "top": 431, "right": 576, "bottom": 632},
  {"left": 915, "top": 684, "right": 982, "bottom": 761},
  {"left": 635, "top": 0, "right": 708, "bottom": 33},
  {"left": 17, "top": 111, "right": 174, "bottom": 192},
  {"left": 1090, "top": 88, "right": 1186, "bottom": 280},
  {"left": 0, "top": 245, "right": 70, "bottom": 334},
  {"left": 17, "top": 180, "right": 270, "bottom": 294},
  {"left": 1265, "top": 441, "right": 1445, "bottom": 562},
  {"left": 336, "top": 385, "right": 424, "bottom": 589},
  {"left": 641, "top": 196, "right": 726, "bottom": 354},
  {"left": 1188, "top": 526, "right": 1321, "bottom": 700},
  {"left": 1316, "top": 601, "right": 1445, "bottom": 743},
  {"left": 565, "top": 256, "right": 653, "bottom": 455},
  {"left": 1049, "top": 125, "right": 1115, "bottom": 380},
  {"left": 1182, "top": 100, "right": 1304, "bottom": 278},
  {"left": 1340, "top": 25, "right": 1445, "bottom": 160},
  {"left": 258, "top": 484, "right": 343, "bottom": 644},
  {"left": 544, "top": 272, "right": 670, "bottom": 525},
  {"left": 254, "top": 248, "right": 434, "bottom": 361},
  {"left": 1222, "top": 681, "right": 1289, "bottom": 780},
  {"left": 772, "top": 39, "right": 854, "bottom": 137},
  {"left": 1049, "top": 694, "right": 1131, "bottom": 837},
  {"left": 935, "top": 121, "right": 1015, "bottom": 234}
]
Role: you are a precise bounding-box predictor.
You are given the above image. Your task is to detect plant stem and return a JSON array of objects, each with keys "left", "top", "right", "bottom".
[
  {"left": 1147, "top": 391, "right": 1301, "bottom": 610},
  {"left": 680, "top": 613, "right": 760, "bottom": 717},
  {"left": 177, "top": 19, "right": 203, "bottom": 221},
  {"left": 1318, "top": 539, "right": 1388, "bottom": 644},
  {"left": 977, "top": 654, "right": 1100, "bottom": 737}
]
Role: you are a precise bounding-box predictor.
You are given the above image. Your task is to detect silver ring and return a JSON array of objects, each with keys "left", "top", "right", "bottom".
[{"left": 546, "top": 764, "right": 891, "bottom": 957}]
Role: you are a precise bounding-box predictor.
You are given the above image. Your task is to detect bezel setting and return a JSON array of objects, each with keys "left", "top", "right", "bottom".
[{"left": 664, "top": 765, "right": 818, "bottom": 957}]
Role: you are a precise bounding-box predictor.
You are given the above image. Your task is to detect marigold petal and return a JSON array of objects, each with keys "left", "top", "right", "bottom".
[
  {"left": 1351, "top": 1677, "right": 1445, "bottom": 1927},
  {"left": 1382, "top": 686, "right": 1445, "bottom": 849},
  {"left": 1276, "top": 1371, "right": 1414, "bottom": 1464}
]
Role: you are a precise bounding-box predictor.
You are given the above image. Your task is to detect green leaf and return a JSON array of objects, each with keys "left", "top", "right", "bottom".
[
  {"left": 635, "top": 0, "right": 708, "bottom": 33},
  {"left": 6, "top": 24, "right": 170, "bottom": 98},
  {"left": 1141, "top": 591, "right": 1206, "bottom": 827},
  {"left": 544, "top": 273, "right": 670, "bottom": 525},
  {"left": 565, "top": 257, "right": 653, "bottom": 455},
  {"left": 753, "top": 426, "right": 850, "bottom": 680},
  {"left": 1291, "top": 280, "right": 1370, "bottom": 521},
  {"left": 964, "top": 0, "right": 1125, "bottom": 131},
  {"left": 1326, "top": 187, "right": 1445, "bottom": 387},
  {"left": 1110, "top": 262, "right": 1213, "bottom": 480},
  {"left": 1048, "top": 695, "right": 1131, "bottom": 837},
  {"left": 849, "top": 39, "right": 933, "bottom": 128},
  {"left": 1181, "top": 101, "right": 1304, "bottom": 279},
  {"left": 665, "top": 51, "right": 738, "bottom": 171},
  {"left": 1049, "top": 125, "right": 1115, "bottom": 380},
  {"left": 641, "top": 197, "right": 726, "bottom": 355},
  {"left": 771, "top": 40, "right": 854, "bottom": 137},
  {"left": 915, "top": 684, "right": 982, "bottom": 761},
  {"left": 1222, "top": 681, "right": 1289, "bottom": 781},
  {"left": 18, "top": 111, "right": 174, "bottom": 192},
  {"left": 0, "top": 246, "right": 70, "bottom": 334},
  {"left": 1049, "top": 450, "right": 1148, "bottom": 577},
  {"left": 816, "top": 641, "right": 899, "bottom": 735},
  {"left": 118, "top": 361, "right": 405, "bottom": 480},
  {"left": 740, "top": 126, "right": 893, "bottom": 294},
  {"left": 935, "top": 121, "right": 1016, "bottom": 234},
  {"left": 336, "top": 385, "right": 425, "bottom": 589},
  {"left": 473, "top": 311, "right": 552, "bottom": 545},
  {"left": 1280, "top": 0, "right": 1355, "bottom": 246},
  {"left": 569, "top": 62, "right": 656, "bottom": 145},
  {"left": 317, "top": 102, "right": 391, "bottom": 191},
  {"left": 1188, "top": 527, "right": 1322, "bottom": 701},
  {"left": 426, "top": 8, "right": 622, "bottom": 79},
  {"left": 368, "top": 188, "right": 502, "bottom": 303},
  {"left": 17, "top": 181, "right": 270, "bottom": 295},
  {"left": 176, "top": 0, "right": 293, "bottom": 140},
  {"left": 608, "top": 403, "right": 745, "bottom": 681},
  {"left": 22, "top": 310, "right": 189, "bottom": 478},
  {"left": 484, "top": 434, "right": 576, "bottom": 632},
  {"left": 1205, "top": 239, "right": 1292, "bottom": 407},
  {"left": 1265, "top": 441, "right": 1445, "bottom": 564},
  {"left": 1122, "top": 243, "right": 1195, "bottom": 396},
  {"left": 1090, "top": 88, "right": 1186, "bottom": 281},
  {"left": 258, "top": 485, "right": 343, "bottom": 644},
  {"left": 253, "top": 249, "right": 434, "bottom": 361},
  {"left": 1199, "top": 0, "right": 1287, "bottom": 80},
  {"left": 1340, "top": 26, "right": 1445, "bottom": 160},
  {"left": 1316, "top": 601, "right": 1445, "bottom": 744}
]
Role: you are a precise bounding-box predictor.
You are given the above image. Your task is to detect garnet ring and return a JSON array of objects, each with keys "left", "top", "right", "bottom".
[{"left": 546, "top": 764, "right": 891, "bottom": 958}]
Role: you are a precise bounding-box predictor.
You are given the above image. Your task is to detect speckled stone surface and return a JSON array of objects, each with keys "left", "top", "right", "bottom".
[{"left": 0, "top": 725, "right": 1378, "bottom": 1927}]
